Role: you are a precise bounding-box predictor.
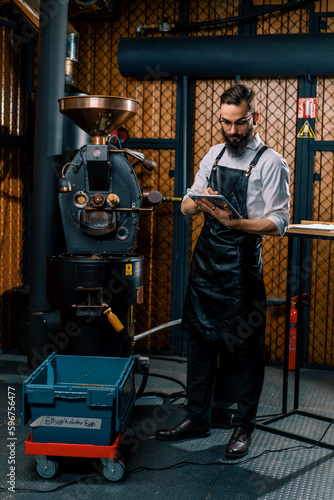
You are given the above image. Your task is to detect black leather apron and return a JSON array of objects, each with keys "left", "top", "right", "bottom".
[{"left": 182, "top": 146, "right": 268, "bottom": 350}]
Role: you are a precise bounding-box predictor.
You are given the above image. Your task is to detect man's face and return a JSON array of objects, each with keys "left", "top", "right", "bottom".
[{"left": 219, "top": 101, "right": 257, "bottom": 158}]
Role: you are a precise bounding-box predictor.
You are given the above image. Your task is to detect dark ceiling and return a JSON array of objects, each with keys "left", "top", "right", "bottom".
[{"left": 0, "top": 0, "right": 119, "bottom": 29}]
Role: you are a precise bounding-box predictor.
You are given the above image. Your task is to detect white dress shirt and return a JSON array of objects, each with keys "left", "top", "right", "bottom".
[{"left": 182, "top": 133, "right": 290, "bottom": 237}]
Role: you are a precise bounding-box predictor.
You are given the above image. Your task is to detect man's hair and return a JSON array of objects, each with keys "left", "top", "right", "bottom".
[{"left": 220, "top": 84, "right": 257, "bottom": 112}]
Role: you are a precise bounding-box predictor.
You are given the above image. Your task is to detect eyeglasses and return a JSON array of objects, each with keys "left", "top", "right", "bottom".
[{"left": 218, "top": 112, "right": 255, "bottom": 129}]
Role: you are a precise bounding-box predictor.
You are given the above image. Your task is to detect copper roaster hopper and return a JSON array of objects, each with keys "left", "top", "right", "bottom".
[{"left": 58, "top": 95, "right": 139, "bottom": 145}]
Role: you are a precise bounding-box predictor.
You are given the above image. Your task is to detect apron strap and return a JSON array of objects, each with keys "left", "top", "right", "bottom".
[
  {"left": 212, "top": 145, "right": 268, "bottom": 176},
  {"left": 211, "top": 146, "right": 226, "bottom": 171},
  {"left": 244, "top": 145, "right": 268, "bottom": 178}
]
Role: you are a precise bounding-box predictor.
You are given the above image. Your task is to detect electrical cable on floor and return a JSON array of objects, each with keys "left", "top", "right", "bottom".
[
  {"left": 168, "top": 390, "right": 187, "bottom": 404},
  {"left": 135, "top": 363, "right": 149, "bottom": 399},
  {"left": 137, "top": 390, "right": 171, "bottom": 404},
  {"left": 257, "top": 412, "right": 289, "bottom": 420},
  {"left": 145, "top": 354, "right": 186, "bottom": 363},
  {"left": 169, "top": 390, "right": 186, "bottom": 399},
  {"left": 126, "top": 417, "right": 334, "bottom": 474},
  {"left": 135, "top": 363, "right": 186, "bottom": 402},
  {"left": 2, "top": 419, "right": 333, "bottom": 493},
  {"left": 2, "top": 357, "right": 331, "bottom": 493},
  {"left": 0, "top": 474, "right": 102, "bottom": 494},
  {"left": 135, "top": 370, "right": 187, "bottom": 402},
  {"left": 136, "top": 390, "right": 185, "bottom": 405},
  {"left": 0, "top": 437, "right": 26, "bottom": 458},
  {"left": 144, "top": 372, "right": 187, "bottom": 391}
]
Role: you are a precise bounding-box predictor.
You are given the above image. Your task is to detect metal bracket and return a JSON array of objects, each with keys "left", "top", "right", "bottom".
[{"left": 305, "top": 73, "right": 312, "bottom": 83}]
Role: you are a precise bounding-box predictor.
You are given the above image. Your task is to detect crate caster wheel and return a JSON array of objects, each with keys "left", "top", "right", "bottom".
[
  {"left": 35, "top": 455, "right": 59, "bottom": 479},
  {"left": 101, "top": 458, "right": 125, "bottom": 482}
]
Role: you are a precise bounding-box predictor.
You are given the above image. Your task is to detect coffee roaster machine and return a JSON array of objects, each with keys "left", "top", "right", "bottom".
[
  {"left": 46, "top": 95, "right": 161, "bottom": 358},
  {"left": 22, "top": 96, "right": 164, "bottom": 482}
]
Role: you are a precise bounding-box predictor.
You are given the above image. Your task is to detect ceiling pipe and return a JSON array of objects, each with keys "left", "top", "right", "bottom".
[{"left": 118, "top": 33, "right": 334, "bottom": 78}]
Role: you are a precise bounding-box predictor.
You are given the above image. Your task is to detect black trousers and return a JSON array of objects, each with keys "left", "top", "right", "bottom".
[{"left": 186, "top": 332, "right": 266, "bottom": 431}]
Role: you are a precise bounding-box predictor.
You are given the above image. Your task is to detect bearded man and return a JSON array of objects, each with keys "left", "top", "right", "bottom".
[{"left": 156, "top": 83, "right": 290, "bottom": 459}]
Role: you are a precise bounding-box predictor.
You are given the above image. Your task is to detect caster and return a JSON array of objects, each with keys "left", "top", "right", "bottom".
[
  {"left": 35, "top": 455, "right": 59, "bottom": 479},
  {"left": 101, "top": 458, "right": 125, "bottom": 482}
]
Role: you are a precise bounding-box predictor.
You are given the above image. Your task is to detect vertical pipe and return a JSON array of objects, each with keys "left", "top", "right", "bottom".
[
  {"left": 170, "top": 0, "right": 192, "bottom": 355},
  {"left": 23, "top": 37, "right": 35, "bottom": 286},
  {"left": 170, "top": 75, "right": 192, "bottom": 356},
  {"left": 28, "top": 0, "right": 69, "bottom": 366},
  {"left": 182, "top": 76, "right": 188, "bottom": 193},
  {"left": 294, "top": 75, "right": 317, "bottom": 366}
]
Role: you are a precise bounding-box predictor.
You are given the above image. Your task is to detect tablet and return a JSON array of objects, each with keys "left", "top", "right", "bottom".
[{"left": 189, "top": 194, "right": 243, "bottom": 219}]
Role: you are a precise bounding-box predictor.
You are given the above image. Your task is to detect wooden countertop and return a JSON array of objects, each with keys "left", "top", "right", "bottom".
[{"left": 287, "top": 220, "right": 334, "bottom": 236}]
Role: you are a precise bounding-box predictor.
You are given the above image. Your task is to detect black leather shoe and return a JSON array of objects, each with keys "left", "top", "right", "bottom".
[
  {"left": 225, "top": 427, "right": 252, "bottom": 458},
  {"left": 156, "top": 418, "right": 211, "bottom": 441}
]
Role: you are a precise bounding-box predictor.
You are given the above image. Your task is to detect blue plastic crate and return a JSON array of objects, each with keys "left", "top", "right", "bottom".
[{"left": 21, "top": 352, "right": 136, "bottom": 446}]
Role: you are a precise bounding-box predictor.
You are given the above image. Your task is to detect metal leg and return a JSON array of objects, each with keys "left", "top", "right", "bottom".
[
  {"left": 282, "top": 234, "right": 295, "bottom": 414},
  {"left": 294, "top": 236, "right": 304, "bottom": 410},
  {"left": 258, "top": 233, "right": 334, "bottom": 450}
]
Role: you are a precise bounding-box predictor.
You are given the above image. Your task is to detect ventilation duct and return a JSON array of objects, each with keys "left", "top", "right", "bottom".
[{"left": 118, "top": 33, "right": 334, "bottom": 78}]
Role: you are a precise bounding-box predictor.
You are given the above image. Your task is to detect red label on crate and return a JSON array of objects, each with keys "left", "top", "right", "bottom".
[{"left": 298, "top": 98, "right": 317, "bottom": 118}]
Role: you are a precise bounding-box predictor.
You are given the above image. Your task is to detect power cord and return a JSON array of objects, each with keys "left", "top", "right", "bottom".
[
  {"left": 1, "top": 419, "right": 332, "bottom": 493},
  {"left": 146, "top": 372, "right": 187, "bottom": 391},
  {"left": 136, "top": 390, "right": 171, "bottom": 404},
  {"left": 135, "top": 363, "right": 149, "bottom": 399},
  {"left": 127, "top": 417, "right": 334, "bottom": 474},
  {"left": 0, "top": 474, "right": 101, "bottom": 494},
  {"left": 2, "top": 356, "right": 332, "bottom": 492}
]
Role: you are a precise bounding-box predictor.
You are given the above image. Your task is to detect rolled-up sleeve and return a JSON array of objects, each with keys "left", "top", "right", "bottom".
[
  {"left": 261, "top": 156, "right": 290, "bottom": 237},
  {"left": 181, "top": 153, "right": 212, "bottom": 215}
]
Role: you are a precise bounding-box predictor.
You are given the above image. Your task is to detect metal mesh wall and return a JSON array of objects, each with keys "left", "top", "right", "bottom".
[
  {"left": 307, "top": 69, "right": 334, "bottom": 365},
  {"left": 188, "top": 0, "right": 301, "bottom": 362},
  {"left": 309, "top": 149, "right": 334, "bottom": 365},
  {"left": 134, "top": 149, "right": 176, "bottom": 350},
  {"left": 69, "top": 0, "right": 329, "bottom": 359},
  {"left": 71, "top": 5, "right": 179, "bottom": 351},
  {"left": 191, "top": 76, "right": 297, "bottom": 361},
  {"left": 3, "top": 1, "right": 334, "bottom": 363},
  {"left": 304, "top": 9, "right": 334, "bottom": 365},
  {"left": 0, "top": 24, "right": 27, "bottom": 350}
]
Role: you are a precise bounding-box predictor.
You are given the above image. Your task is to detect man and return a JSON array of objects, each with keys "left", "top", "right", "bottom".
[{"left": 156, "top": 83, "right": 290, "bottom": 458}]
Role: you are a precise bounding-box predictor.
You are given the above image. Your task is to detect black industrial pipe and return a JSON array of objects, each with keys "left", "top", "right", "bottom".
[
  {"left": 28, "top": 0, "right": 69, "bottom": 367},
  {"left": 182, "top": 75, "right": 188, "bottom": 191},
  {"left": 118, "top": 33, "right": 334, "bottom": 78}
]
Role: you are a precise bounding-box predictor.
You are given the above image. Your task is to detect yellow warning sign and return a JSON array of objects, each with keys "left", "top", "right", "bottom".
[
  {"left": 125, "top": 264, "right": 132, "bottom": 276},
  {"left": 297, "top": 120, "right": 315, "bottom": 139}
]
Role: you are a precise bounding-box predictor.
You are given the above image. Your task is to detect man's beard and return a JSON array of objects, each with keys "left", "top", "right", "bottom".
[{"left": 222, "top": 126, "right": 254, "bottom": 158}]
